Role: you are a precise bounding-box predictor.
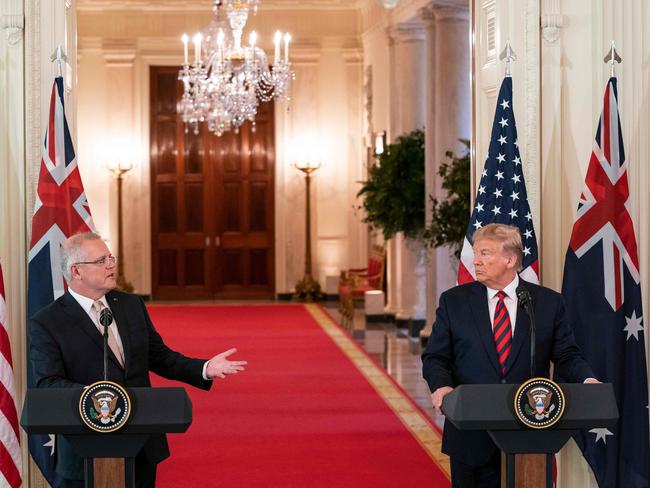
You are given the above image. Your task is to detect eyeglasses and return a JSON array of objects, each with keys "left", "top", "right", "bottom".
[{"left": 74, "top": 255, "right": 118, "bottom": 266}]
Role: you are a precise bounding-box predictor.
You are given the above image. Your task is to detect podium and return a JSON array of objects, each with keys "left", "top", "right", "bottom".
[
  {"left": 21, "top": 387, "right": 192, "bottom": 488},
  {"left": 442, "top": 383, "right": 618, "bottom": 488}
]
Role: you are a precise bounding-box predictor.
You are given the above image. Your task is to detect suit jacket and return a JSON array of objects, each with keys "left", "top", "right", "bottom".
[
  {"left": 29, "top": 289, "right": 212, "bottom": 480},
  {"left": 421, "top": 279, "right": 594, "bottom": 466}
]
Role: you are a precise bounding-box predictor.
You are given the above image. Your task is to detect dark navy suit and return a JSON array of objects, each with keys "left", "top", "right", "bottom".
[
  {"left": 29, "top": 289, "right": 212, "bottom": 483},
  {"left": 422, "top": 279, "right": 594, "bottom": 467}
]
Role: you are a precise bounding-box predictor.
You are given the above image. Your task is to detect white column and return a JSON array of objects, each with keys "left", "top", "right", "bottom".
[
  {"left": 386, "top": 22, "right": 426, "bottom": 321},
  {"left": 421, "top": 4, "right": 470, "bottom": 327},
  {"left": 0, "top": 2, "right": 27, "bottom": 482}
]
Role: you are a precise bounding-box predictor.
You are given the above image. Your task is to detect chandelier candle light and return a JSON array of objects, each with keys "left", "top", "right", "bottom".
[{"left": 178, "top": 0, "right": 294, "bottom": 136}]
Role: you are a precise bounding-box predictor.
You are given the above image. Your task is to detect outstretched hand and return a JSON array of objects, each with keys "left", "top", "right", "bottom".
[{"left": 206, "top": 348, "right": 247, "bottom": 379}]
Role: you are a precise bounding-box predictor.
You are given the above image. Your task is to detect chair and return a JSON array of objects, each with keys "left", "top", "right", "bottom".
[{"left": 338, "top": 245, "right": 386, "bottom": 326}]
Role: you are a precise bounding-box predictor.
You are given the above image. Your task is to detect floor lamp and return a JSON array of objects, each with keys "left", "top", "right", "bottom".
[
  {"left": 107, "top": 160, "right": 134, "bottom": 293},
  {"left": 293, "top": 161, "right": 324, "bottom": 302}
]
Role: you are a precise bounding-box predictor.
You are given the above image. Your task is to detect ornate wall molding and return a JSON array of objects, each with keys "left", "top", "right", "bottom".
[
  {"left": 541, "top": 0, "right": 562, "bottom": 45},
  {"left": 1, "top": 14, "right": 24, "bottom": 44},
  {"left": 386, "top": 21, "right": 426, "bottom": 45}
]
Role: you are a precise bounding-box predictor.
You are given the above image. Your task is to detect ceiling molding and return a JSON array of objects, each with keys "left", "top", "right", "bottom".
[{"left": 76, "top": 0, "right": 365, "bottom": 12}]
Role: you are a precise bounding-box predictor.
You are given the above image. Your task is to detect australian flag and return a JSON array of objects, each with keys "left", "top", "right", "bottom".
[
  {"left": 562, "top": 77, "right": 649, "bottom": 487},
  {"left": 27, "top": 76, "right": 95, "bottom": 486},
  {"left": 457, "top": 76, "right": 539, "bottom": 284}
]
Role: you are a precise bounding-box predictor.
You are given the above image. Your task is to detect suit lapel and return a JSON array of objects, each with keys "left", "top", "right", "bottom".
[
  {"left": 505, "top": 279, "right": 533, "bottom": 375},
  {"left": 106, "top": 291, "right": 130, "bottom": 372},
  {"left": 61, "top": 291, "right": 124, "bottom": 370},
  {"left": 469, "top": 283, "right": 502, "bottom": 376}
]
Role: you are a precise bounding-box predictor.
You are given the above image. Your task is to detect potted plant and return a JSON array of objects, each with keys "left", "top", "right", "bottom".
[
  {"left": 424, "top": 139, "right": 471, "bottom": 259},
  {"left": 356, "top": 128, "right": 425, "bottom": 239}
]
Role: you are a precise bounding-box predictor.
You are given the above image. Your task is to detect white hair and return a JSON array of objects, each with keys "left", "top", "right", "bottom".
[{"left": 60, "top": 232, "right": 103, "bottom": 281}]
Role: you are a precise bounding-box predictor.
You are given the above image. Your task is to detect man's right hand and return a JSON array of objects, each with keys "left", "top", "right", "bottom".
[{"left": 431, "top": 386, "right": 454, "bottom": 416}]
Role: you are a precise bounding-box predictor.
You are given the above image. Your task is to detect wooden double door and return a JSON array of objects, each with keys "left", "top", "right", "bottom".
[{"left": 150, "top": 66, "right": 275, "bottom": 299}]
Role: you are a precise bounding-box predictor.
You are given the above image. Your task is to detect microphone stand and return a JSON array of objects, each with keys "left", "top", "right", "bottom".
[
  {"left": 102, "top": 326, "right": 109, "bottom": 381},
  {"left": 517, "top": 286, "right": 535, "bottom": 379},
  {"left": 99, "top": 307, "right": 113, "bottom": 381}
]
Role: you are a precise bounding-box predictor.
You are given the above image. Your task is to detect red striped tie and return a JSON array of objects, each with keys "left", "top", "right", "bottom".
[{"left": 493, "top": 290, "right": 513, "bottom": 376}]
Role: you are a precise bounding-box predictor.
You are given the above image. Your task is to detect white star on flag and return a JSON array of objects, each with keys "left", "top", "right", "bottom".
[
  {"left": 475, "top": 203, "right": 484, "bottom": 213},
  {"left": 623, "top": 311, "right": 644, "bottom": 341},
  {"left": 509, "top": 209, "right": 517, "bottom": 218},
  {"left": 473, "top": 220, "right": 483, "bottom": 230},
  {"left": 513, "top": 156, "right": 521, "bottom": 165},
  {"left": 589, "top": 428, "right": 614, "bottom": 445},
  {"left": 493, "top": 189, "right": 503, "bottom": 198},
  {"left": 525, "top": 211, "right": 532, "bottom": 221},
  {"left": 495, "top": 171, "right": 504, "bottom": 180},
  {"left": 523, "top": 246, "right": 531, "bottom": 256},
  {"left": 512, "top": 174, "right": 521, "bottom": 183},
  {"left": 482, "top": 169, "right": 488, "bottom": 178},
  {"left": 497, "top": 153, "right": 505, "bottom": 163},
  {"left": 478, "top": 185, "right": 486, "bottom": 195},
  {"left": 499, "top": 117, "right": 508, "bottom": 127},
  {"left": 44, "top": 434, "right": 55, "bottom": 456},
  {"left": 510, "top": 191, "right": 519, "bottom": 201},
  {"left": 498, "top": 135, "right": 507, "bottom": 145},
  {"left": 524, "top": 229, "right": 533, "bottom": 239},
  {"left": 500, "top": 99, "right": 510, "bottom": 110},
  {"left": 491, "top": 206, "right": 501, "bottom": 215}
]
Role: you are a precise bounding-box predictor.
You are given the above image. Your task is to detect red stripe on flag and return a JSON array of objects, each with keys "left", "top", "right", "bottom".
[
  {"left": 0, "top": 440, "right": 21, "bottom": 488},
  {"left": 0, "top": 266, "right": 21, "bottom": 487}
]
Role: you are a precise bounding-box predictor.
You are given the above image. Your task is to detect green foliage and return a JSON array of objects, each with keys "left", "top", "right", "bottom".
[
  {"left": 356, "top": 129, "right": 425, "bottom": 240},
  {"left": 423, "top": 140, "right": 471, "bottom": 259}
]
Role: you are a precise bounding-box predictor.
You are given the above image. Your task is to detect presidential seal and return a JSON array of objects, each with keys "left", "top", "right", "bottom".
[
  {"left": 79, "top": 381, "right": 131, "bottom": 433},
  {"left": 514, "top": 377, "right": 565, "bottom": 429}
]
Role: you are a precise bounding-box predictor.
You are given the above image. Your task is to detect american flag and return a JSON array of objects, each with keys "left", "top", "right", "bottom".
[
  {"left": 27, "top": 76, "right": 95, "bottom": 485},
  {"left": 562, "top": 77, "right": 649, "bottom": 487},
  {"left": 0, "top": 265, "right": 22, "bottom": 487},
  {"left": 457, "top": 76, "right": 539, "bottom": 284}
]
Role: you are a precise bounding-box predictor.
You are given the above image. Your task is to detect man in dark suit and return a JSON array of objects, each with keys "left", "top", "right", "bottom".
[
  {"left": 422, "top": 223, "right": 597, "bottom": 488},
  {"left": 29, "top": 232, "right": 247, "bottom": 487}
]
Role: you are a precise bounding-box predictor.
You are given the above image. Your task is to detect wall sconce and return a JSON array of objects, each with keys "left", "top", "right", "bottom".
[
  {"left": 377, "top": 0, "right": 400, "bottom": 8},
  {"left": 373, "top": 131, "right": 387, "bottom": 157}
]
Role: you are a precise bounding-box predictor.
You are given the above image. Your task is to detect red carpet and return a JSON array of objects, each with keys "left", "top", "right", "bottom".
[{"left": 147, "top": 304, "right": 449, "bottom": 487}]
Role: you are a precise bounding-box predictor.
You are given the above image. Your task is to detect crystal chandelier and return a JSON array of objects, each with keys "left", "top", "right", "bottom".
[{"left": 178, "top": 0, "right": 294, "bottom": 136}]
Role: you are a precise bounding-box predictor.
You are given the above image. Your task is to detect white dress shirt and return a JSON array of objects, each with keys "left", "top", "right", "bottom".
[
  {"left": 486, "top": 274, "right": 519, "bottom": 333},
  {"left": 68, "top": 289, "right": 126, "bottom": 362}
]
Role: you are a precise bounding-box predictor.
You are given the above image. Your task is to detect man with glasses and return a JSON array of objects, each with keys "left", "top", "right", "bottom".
[{"left": 29, "top": 232, "right": 247, "bottom": 488}]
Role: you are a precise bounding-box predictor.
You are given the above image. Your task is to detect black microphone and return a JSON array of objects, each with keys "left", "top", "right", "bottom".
[
  {"left": 516, "top": 283, "right": 536, "bottom": 379},
  {"left": 99, "top": 307, "right": 113, "bottom": 327},
  {"left": 99, "top": 307, "right": 113, "bottom": 380}
]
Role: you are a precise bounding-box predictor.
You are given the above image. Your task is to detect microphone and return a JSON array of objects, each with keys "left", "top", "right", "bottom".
[
  {"left": 99, "top": 307, "right": 113, "bottom": 381},
  {"left": 99, "top": 307, "right": 113, "bottom": 327},
  {"left": 516, "top": 283, "right": 536, "bottom": 379}
]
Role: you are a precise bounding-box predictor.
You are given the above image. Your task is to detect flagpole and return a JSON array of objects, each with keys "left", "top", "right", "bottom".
[
  {"left": 50, "top": 45, "right": 67, "bottom": 78},
  {"left": 603, "top": 40, "right": 622, "bottom": 77},
  {"left": 499, "top": 41, "right": 516, "bottom": 77}
]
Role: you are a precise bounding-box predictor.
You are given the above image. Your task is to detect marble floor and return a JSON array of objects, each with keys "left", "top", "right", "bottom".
[{"left": 320, "top": 301, "right": 445, "bottom": 430}]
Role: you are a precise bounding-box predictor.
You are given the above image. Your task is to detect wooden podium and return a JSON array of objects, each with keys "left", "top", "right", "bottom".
[
  {"left": 21, "top": 387, "right": 192, "bottom": 488},
  {"left": 442, "top": 383, "right": 618, "bottom": 488}
]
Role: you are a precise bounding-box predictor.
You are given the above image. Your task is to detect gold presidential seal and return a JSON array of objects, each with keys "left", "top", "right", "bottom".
[
  {"left": 79, "top": 381, "right": 131, "bottom": 433},
  {"left": 514, "top": 377, "right": 565, "bottom": 429}
]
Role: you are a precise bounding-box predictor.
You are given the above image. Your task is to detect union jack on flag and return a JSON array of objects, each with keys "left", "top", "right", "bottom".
[
  {"left": 457, "top": 76, "right": 539, "bottom": 285},
  {"left": 27, "top": 76, "right": 95, "bottom": 485},
  {"left": 562, "top": 77, "right": 649, "bottom": 488}
]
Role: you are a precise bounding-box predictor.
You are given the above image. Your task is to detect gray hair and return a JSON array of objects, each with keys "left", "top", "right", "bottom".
[
  {"left": 472, "top": 223, "right": 524, "bottom": 269},
  {"left": 60, "top": 232, "right": 103, "bottom": 281}
]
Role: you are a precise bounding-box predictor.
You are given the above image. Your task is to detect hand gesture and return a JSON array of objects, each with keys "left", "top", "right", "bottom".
[{"left": 206, "top": 348, "right": 247, "bottom": 380}]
